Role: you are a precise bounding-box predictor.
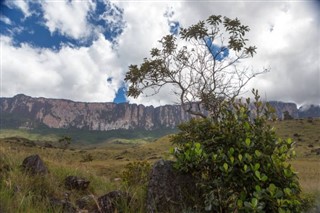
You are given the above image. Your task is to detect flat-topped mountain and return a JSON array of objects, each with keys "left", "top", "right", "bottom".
[{"left": 0, "top": 94, "right": 319, "bottom": 131}]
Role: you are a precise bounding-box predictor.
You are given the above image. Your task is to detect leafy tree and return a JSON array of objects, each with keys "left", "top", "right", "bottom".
[
  {"left": 125, "top": 15, "right": 303, "bottom": 212},
  {"left": 171, "top": 90, "right": 303, "bottom": 212},
  {"left": 125, "top": 15, "right": 268, "bottom": 117}
]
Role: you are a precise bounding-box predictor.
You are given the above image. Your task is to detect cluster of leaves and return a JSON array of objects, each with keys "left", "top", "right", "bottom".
[
  {"left": 121, "top": 161, "right": 152, "bottom": 187},
  {"left": 171, "top": 90, "right": 303, "bottom": 212}
]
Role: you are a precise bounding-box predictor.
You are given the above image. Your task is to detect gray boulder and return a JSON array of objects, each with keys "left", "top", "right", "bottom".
[
  {"left": 146, "top": 160, "right": 200, "bottom": 213},
  {"left": 21, "top": 154, "right": 48, "bottom": 175},
  {"left": 64, "top": 176, "right": 90, "bottom": 190}
]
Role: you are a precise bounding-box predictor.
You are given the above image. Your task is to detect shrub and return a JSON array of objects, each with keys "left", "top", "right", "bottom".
[
  {"left": 121, "top": 161, "right": 152, "bottom": 187},
  {"left": 172, "top": 90, "right": 303, "bottom": 212}
]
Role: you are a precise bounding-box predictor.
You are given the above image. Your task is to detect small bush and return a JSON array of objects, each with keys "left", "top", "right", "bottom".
[
  {"left": 121, "top": 161, "right": 152, "bottom": 187},
  {"left": 80, "top": 153, "right": 94, "bottom": 162}
]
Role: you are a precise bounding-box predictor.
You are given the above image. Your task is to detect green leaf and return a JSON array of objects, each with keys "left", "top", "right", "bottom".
[
  {"left": 254, "top": 163, "right": 260, "bottom": 171},
  {"left": 255, "top": 185, "right": 261, "bottom": 192},
  {"left": 229, "top": 147, "right": 235, "bottom": 155},
  {"left": 261, "top": 175, "right": 268, "bottom": 182},
  {"left": 284, "top": 188, "right": 291, "bottom": 196},
  {"left": 251, "top": 198, "right": 258, "bottom": 208},
  {"left": 238, "top": 154, "right": 243, "bottom": 162},
  {"left": 223, "top": 163, "right": 229, "bottom": 172},
  {"left": 255, "top": 170, "right": 261, "bottom": 179},
  {"left": 245, "top": 138, "right": 251, "bottom": 146},
  {"left": 230, "top": 156, "right": 235, "bottom": 164},
  {"left": 244, "top": 164, "right": 248, "bottom": 172},
  {"left": 255, "top": 150, "right": 261, "bottom": 157}
]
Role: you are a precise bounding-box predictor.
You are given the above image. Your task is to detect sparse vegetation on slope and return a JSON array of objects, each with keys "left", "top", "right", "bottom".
[{"left": 0, "top": 117, "right": 319, "bottom": 212}]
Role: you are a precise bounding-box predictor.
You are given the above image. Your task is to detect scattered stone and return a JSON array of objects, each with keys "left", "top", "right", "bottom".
[
  {"left": 308, "top": 144, "right": 314, "bottom": 148},
  {"left": 115, "top": 156, "right": 124, "bottom": 160},
  {"left": 310, "top": 148, "right": 320, "bottom": 155},
  {"left": 64, "top": 176, "right": 90, "bottom": 190},
  {"left": 96, "top": 190, "right": 131, "bottom": 213},
  {"left": 76, "top": 195, "right": 95, "bottom": 209},
  {"left": 146, "top": 160, "right": 200, "bottom": 213},
  {"left": 50, "top": 197, "right": 76, "bottom": 213},
  {"left": 21, "top": 154, "right": 48, "bottom": 175}
]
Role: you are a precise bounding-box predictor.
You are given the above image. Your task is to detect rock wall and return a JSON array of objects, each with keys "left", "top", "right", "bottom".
[{"left": 1, "top": 94, "right": 318, "bottom": 131}]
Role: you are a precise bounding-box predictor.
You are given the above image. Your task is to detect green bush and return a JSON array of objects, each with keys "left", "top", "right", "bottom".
[
  {"left": 121, "top": 161, "right": 152, "bottom": 187},
  {"left": 172, "top": 90, "right": 303, "bottom": 212}
]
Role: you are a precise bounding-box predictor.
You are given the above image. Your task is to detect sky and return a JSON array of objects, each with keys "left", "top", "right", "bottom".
[{"left": 0, "top": 0, "right": 319, "bottom": 107}]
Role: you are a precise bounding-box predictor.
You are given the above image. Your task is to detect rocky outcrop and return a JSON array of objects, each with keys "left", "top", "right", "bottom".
[
  {"left": 21, "top": 154, "right": 48, "bottom": 175},
  {"left": 0, "top": 94, "right": 195, "bottom": 131},
  {"left": 146, "top": 160, "right": 200, "bottom": 213},
  {"left": 0, "top": 94, "right": 318, "bottom": 132}
]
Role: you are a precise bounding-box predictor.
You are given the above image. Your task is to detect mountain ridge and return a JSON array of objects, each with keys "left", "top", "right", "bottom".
[{"left": 1, "top": 94, "right": 319, "bottom": 131}]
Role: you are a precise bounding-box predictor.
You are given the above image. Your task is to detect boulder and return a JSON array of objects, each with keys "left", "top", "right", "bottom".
[
  {"left": 49, "top": 197, "right": 76, "bottom": 213},
  {"left": 21, "top": 154, "right": 48, "bottom": 175},
  {"left": 146, "top": 160, "right": 200, "bottom": 213},
  {"left": 96, "top": 190, "right": 131, "bottom": 213},
  {"left": 64, "top": 176, "right": 90, "bottom": 190}
]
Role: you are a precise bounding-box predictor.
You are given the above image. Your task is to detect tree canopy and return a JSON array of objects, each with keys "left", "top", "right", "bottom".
[{"left": 125, "top": 15, "right": 268, "bottom": 118}]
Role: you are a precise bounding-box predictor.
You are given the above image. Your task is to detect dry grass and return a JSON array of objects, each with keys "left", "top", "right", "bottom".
[{"left": 0, "top": 118, "right": 319, "bottom": 212}]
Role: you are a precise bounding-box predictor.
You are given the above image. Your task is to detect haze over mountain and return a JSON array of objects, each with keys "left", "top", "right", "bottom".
[{"left": 1, "top": 94, "right": 319, "bottom": 132}]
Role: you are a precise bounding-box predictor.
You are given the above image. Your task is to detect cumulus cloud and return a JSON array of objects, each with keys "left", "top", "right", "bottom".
[
  {"left": 1, "top": 34, "right": 122, "bottom": 102},
  {"left": 1, "top": 0, "right": 319, "bottom": 106},
  {"left": 41, "top": 0, "right": 95, "bottom": 40}
]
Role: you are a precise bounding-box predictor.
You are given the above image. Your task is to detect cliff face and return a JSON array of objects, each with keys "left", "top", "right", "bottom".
[
  {"left": 0, "top": 94, "right": 318, "bottom": 131},
  {"left": 0, "top": 94, "right": 194, "bottom": 130}
]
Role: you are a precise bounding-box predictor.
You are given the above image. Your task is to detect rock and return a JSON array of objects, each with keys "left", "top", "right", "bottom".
[
  {"left": 64, "top": 176, "right": 90, "bottom": 190},
  {"left": 21, "top": 155, "right": 48, "bottom": 175},
  {"left": 50, "top": 197, "right": 76, "bottom": 213},
  {"left": 76, "top": 195, "right": 95, "bottom": 210},
  {"left": 96, "top": 190, "right": 131, "bottom": 213},
  {"left": 146, "top": 160, "right": 200, "bottom": 213}
]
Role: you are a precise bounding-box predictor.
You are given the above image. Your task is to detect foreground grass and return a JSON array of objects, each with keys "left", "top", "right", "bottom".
[{"left": 0, "top": 118, "right": 319, "bottom": 212}]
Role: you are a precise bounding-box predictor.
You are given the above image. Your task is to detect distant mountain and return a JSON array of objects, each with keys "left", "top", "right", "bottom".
[
  {"left": 0, "top": 94, "right": 319, "bottom": 131},
  {"left": 298, "top": 104, "right": 320, "bottom": 118}
]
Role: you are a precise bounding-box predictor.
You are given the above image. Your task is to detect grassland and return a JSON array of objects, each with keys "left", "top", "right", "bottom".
[{"left": 0, "top": 118, "right": 319, "bottom": 212}]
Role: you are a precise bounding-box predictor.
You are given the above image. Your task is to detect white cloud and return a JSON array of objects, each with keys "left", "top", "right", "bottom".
[
  {"left": 41, "top": 0, "right": 96, "bottom": 40},
  {"left": 5, "top": 0, "right": 31, "bottom": 17},
  {"left": 2, "top": 1, "right": 319, "bottom": 106},
  {"left": 1, "top": 34, "right": 122, "bottom": 102},
  {"left": 0, "top": 15, "right": 12, "bottom": 25}
]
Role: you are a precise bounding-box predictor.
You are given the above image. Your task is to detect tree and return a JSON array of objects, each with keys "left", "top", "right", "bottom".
[
  {"left": 125, "top": 15, "right": 268, "bottom": 118},
  {"left": 125, "top": 15, "right": 304, "bottom": 212}
]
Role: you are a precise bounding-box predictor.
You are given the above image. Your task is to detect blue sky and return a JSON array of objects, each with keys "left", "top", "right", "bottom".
[{"left": 1, "top": 0, "right": 319, "bottom": 105}]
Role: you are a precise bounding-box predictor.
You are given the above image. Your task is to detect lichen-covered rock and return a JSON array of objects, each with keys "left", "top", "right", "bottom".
[
  {"left": 21, "top": 154, "right": 48, "bottom": 175},
  {"left": 97, "top": 190, "right": 131, "bottom": 213},
  {"left": 146, "top": 160, "right": 200, "bottom": 213},
  {"left": 64, "top": 176, "right": 90, "bottom": 190}
]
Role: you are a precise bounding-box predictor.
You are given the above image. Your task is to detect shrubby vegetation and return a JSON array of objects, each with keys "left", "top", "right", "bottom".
[{"left": 172, "top": 90, "right": 303, "bottom": 212}]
